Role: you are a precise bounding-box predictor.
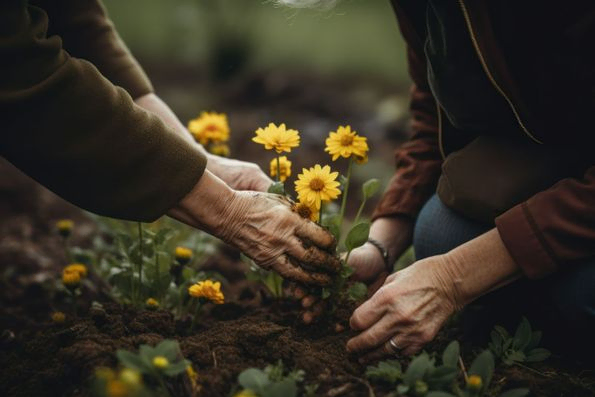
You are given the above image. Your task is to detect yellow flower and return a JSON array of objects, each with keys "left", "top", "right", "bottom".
[
  {"left": 209, "top": 143, "right": 230, "bottom": 157},
  {"left": 64, "top": 263, "right": 88, "bottom": 278},
  {"left": 188, "top": 112, "right": 230, "bottom": 145},
  {"left": 188, "top": 280, "right": 225, "bottom": 304},
  {"left": 106, "top": 380, "right": 129, "bottom": 397},
  {"left": 152, "top": 356, "right": 169, "bottom": 369},
  {"left": 252, "top": 123, "right": 300, "bottom": 154},
  {"left": 292, "top": 201, "right": 319, "bottom": 222},
  {"left": 119, "top": 368, "right": 142, "bottom": 387},
  {"left": 62, "top": 270, "right": 81, "bottom": 288},
  {"left": 269, "top": 156, "right": 292, "bottom": 182},
  {"left": 186, "top": 365, "right": 199, "bottom": 390},
  {"left": 234, "top": 390, "right": 257, "bottom": 397},
  {"left": 467, "top": 375, "right": 483, "bottom": 391},
  {"left": 324, "top": 125, "right": 369, "bottom": 161},
  {"left": 175, "top": 246, "right": 193, "bottom": 264},
  {"left": 51, "top": 311, "right": 66, "bottom": 323},
  {"left": 56, "top": 219, "right": 74, "bottom": 237},
  {"left": 294, "top": 165, "right": 341, "bottom": 210},
  {"left": 145, "top": 298, "right": 159, "bottom": 309}
]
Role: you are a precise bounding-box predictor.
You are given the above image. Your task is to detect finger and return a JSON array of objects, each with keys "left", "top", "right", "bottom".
[
  {"left": 346, "top": 314, "right": 398, "bottom": 353},
  {"left": 271, "top": 255, "right": 331, "bottom": 286},
  {"left": 286, "top": 237, "right": 341, "bottom": 273},
  {"left": 295, "top": 221, "right": 336, "bottom": 251},
  {"left": 253, "top": 173, "right": 274, "bottom": 192},
  {"left": 358, "top": 335, "right": 405, "bottom": 364},
  {"left": 349, "top": 287, "right": 390, "bottom": 330}
]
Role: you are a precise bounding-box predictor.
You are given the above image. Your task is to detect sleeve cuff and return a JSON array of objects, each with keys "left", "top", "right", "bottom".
[{"left": 495, "top": 202, "right": 558, "bottom": 279}]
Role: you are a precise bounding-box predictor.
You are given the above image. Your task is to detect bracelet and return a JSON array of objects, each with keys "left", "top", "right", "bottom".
[{"left": 367, "top": 238, "right": 391, "bottom": 272}]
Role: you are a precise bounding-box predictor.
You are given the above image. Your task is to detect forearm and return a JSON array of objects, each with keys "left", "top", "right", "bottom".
[
  {"left": 369, "top": 216, "right": 414, "bottom": 263},
  {"left": 135, "top": 93, "right": 206, "bottom": 153},
  {"left": 437, "top": 228, "right": 522, "bottom": 309}
]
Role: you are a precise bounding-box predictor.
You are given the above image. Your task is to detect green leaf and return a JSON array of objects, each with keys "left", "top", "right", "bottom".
[
  {"left": 526, "top": 348, "right": 551, "bottom": 363},
  {"left": 263, "top": 379, "right": 298, "bottom": 397},
  {"left": 163, "top": 360, "right": 189, "bottom": 377},
  {"left": 396, "top": 384, "right": 409, "bottom": 395},
  {"left": 442, "top": 341, "right": 460, "bottom": 368},
  {"left": 238, "top": 368, "right": 270, "bottom": 391},
  {"left": 403, "top": 353, "right": 431, "bottom": 386},
  {"left": 347, "top": 282, "right": 368, "bottom": 302},
  {"left": 365, "top": 360, "right": 402, "bottom": 384},
  {"left": 268, "top": 182, "right": 285, "bottom": 195},
  {"left": 513, "top": 317, "right": 532, "bottom": 351},
  {"left": 527, "top": 330, "right": 542, "bottom": 351},
  {"left": 154, "top": 340, "right": 181, "bottom": 361},
  {"left": 498, "top": 388, "right": 530, "bottom": 397},
  {"left": 505, "top": 350, "right": 526, "bottom": 364},
  {"left": 322, "top": 214, "right": 341, "bottom": 241},
  {"left": 362, "top": 178, "right": 381, "bottom": 199},
  {"left": 345, "top": 222, "right": 370, "bottom": 251},
  {"left": 117, "top": 350, "right": 151, "bottom": 374},
  {"left": 426, "top": 366, "right": 458, "bottom": 388},
  {"left": 468, "top": 350, "right": 495, "bottom": 393},
  {"left": 321, "top": 288, "right": 331, "bottom": 300}
]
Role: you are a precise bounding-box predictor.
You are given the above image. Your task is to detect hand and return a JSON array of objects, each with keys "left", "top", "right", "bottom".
[
  {"left": 169, "top": 171, "right": 340, "bottom": 285},
  {"left": 206, "top": 154, "right": 273, "bottom": 192},
  {"left": 349, "top": 217, "right": 414, "bottom": 286},
  {"left": 346, "top": 256, "right": 456, "bottom": 359}
]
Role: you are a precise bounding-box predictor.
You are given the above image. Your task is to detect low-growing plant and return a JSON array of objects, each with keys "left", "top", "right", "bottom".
[
  {"left": 365, "top": 341, "right": 530, "bottom": 397},
  {"left": 488, "top": 317, "right": 551, "bottom": 367},
  {"left": 115, "top": 340, "right": 197, "bottom": 397},
  {"left": 234, "top": 361, "right": 307, "bottom": 397}
]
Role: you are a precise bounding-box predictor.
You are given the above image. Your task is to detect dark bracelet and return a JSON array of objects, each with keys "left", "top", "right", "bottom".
[{"left": 367, "top": 238, "right": 391, "bottom": 273}]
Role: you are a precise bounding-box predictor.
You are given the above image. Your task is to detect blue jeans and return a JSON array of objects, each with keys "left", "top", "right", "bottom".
[{"left": 413, "top": 195, "right": 595, "bottom": 351}]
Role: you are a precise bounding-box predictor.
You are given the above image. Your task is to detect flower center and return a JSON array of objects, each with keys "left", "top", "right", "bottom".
[
  {"left": 340, "top": 134, "right": 354, "bottom": 146},
  {"left": 205, "top": 124, "right": 218, "bottom": 131},
  {"left": 309, "top": 178, "right": 325, "bottom": 191}
]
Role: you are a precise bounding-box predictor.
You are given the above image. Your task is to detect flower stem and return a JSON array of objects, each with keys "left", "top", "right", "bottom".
[
  {"left": 62, "top": 237, "right": 72, "bottom": 263},
  {"left": 191, "top": 301, "right": 202, "bottom": 331},
  {"left": 353, "top": 198, "right": 368, "bottom": 225},
  {"left": 338, "top": 157, "right": 354, "bottom": 233},
  {"left": 318, "top": 205, "right": 323, "bottom": 225},
  {"left": 137, "top": 222, "right": 143, "bottom": 305},
  {"left": 276, "top": 156, "right": 281, "bottom": 183}
]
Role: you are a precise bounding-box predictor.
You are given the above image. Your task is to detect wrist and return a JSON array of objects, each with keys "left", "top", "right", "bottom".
[{"left": 369, "top": 216, "right": 414, "bottom": 263}]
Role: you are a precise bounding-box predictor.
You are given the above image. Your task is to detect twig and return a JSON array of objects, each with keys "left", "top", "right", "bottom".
[
  {"left": 346, "top": 375, "right": 376, "bottom": 397},
  {"left": 212, "top": 349, "right": 218, "bottom": 369},
  {"left": 514, "top": 362, "right": 554, "bottom": 378}
]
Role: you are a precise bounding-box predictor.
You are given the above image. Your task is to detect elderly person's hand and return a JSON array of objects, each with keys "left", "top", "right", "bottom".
[
  {"left": 348, "top": 217, "right": 414, "bottom": 289},
  {"left": 206, "top": 154, "right": 273, "bottom": 192},
  {"left": 346, "top": 229, "right": 521, "bottom": 360},
  {"left": 169, "top": 170, "right": 340, "bottom": 285}
]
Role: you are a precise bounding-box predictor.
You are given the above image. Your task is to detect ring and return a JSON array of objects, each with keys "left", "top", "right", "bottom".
[{"left": 384, "top": 337, "right": 400, "bottom": 354}]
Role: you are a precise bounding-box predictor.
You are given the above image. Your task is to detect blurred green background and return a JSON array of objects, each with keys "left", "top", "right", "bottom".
[
  {"left": 103, "top": 0, "right": 409, "bottom": 85},
  {"left": 102, "top": 0, "right": 413, "bottom": 215}
]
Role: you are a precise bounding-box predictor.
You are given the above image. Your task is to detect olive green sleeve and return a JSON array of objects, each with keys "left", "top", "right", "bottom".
[
  {"left": 40, "top": 0, "right": 153, "bottom": 99},
  {"left": 0, "top": 1, "right": 207, "bottom": 222}
]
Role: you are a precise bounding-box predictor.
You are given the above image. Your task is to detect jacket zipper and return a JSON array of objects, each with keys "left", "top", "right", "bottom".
[{"left": 457, "top": 0, "right": 543, "bottom": 145}]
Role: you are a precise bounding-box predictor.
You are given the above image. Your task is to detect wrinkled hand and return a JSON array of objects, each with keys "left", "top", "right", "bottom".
[
  {"left": 219, "top": 191, "right": 340, "bottom": 285},
  {"left": 346, "top": 255, "right": 456, "bottom": 359},
  {"left": 348, "top": 243, "right": 389, "bottom": 293},
  {"left": 207, "top": 154, "right": 273, "bottom": 192}
]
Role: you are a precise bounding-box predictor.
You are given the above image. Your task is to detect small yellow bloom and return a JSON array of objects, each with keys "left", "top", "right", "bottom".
[
  {"left": 252, "top": 123, "right": 300, "bottom": 154},
  {"left": 324, "top": 125, "right": 369, "bottom": 161},
  {"left": 209, "top": 143, "right": 231, "bottom": 157},
  {"left": 188, "top": 280, "right": 225, "bottom": 304},
  {"left": 292, "top": 201, "right": 319, "bottom": 222},
  {"left": 64, "top": 263, "right": 88, "bottom": 278},
  {"left": 51, "top": 311, "right": 66, "bottom": 323},
  {"left": 106, "top": 380, "right": 129, "bottom": 397},
  {"left": 188, "top": 112, "right": 230, "bottom": 145},
  {"left": 234, "top": 390, "right": 257, "bottom": 397},
  {"left": 269, "top": 156, "right": 292, "bottom": 182},
  {"left": 186, "top": 365, "right": 199, "bottom": 390},
  {"left": 62, "top": 270, "right": 81, "bottom": 288},
  {"left": 294, "top": 164, "right": 341, "bottom": 210},
  {"left": 56, "top": 219, "right": 74, "bottom": 237},
  {"left": 152, "top": 356, "right": 169, "bottom": 369},
  {"left": 175, "top": 246, "right": 193, "bottom": 264},
  {"left": 119, "top": 368, "right": 142, "bottom": 387},
  {"left": 467, "top": 375, "right": 483, "bottom": 391},
  {"left": 145, "top": 298, "right": 159, "bottom": 309}
]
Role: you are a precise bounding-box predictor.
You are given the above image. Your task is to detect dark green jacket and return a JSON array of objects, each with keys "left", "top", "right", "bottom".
[{"left": 0, "top": 0, "right": 207, "bottom": 221}]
